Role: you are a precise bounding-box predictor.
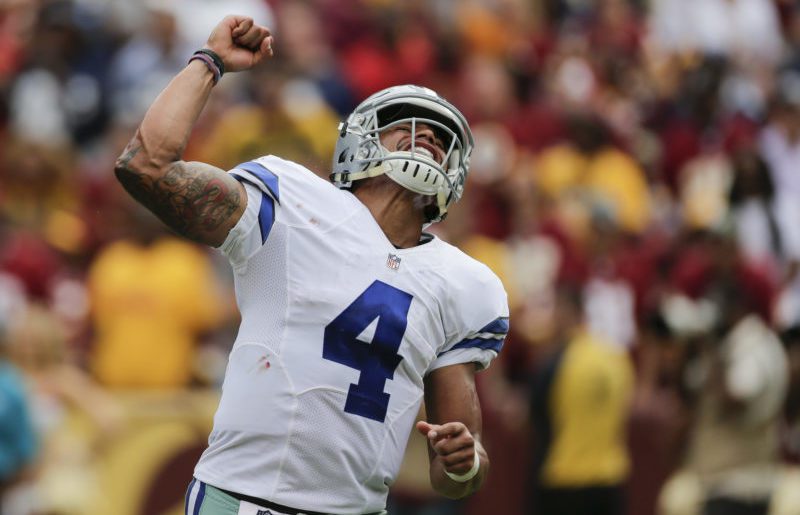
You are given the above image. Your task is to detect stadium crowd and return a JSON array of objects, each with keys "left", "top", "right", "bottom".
[{"left": 1, "top": 0, "right": 800, "bottom": 514}]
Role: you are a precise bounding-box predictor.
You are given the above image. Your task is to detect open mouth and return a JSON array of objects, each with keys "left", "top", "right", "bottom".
[
  {"left": 401, "top": 140, "right": 443, "bottom": 164},
  {"left": 414, "top": 147, "right": 435, "bottom": 159}
]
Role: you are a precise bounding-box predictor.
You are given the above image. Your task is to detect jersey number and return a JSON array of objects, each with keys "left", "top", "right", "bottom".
[{"left": 322, "top": 280, "right": 413, "bottom": 423}]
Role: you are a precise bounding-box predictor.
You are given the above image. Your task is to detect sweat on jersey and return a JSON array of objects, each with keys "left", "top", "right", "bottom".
[{"left": 193, "top": 155, "right": 509, "bottom": 514}]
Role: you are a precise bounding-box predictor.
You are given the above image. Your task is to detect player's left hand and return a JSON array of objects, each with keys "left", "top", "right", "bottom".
[{"left": 416, "top": 420, "right": 478, "bottom": 476}]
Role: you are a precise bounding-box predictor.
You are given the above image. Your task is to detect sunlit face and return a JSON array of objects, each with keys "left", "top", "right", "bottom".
[{"left": 379, "top": 122, "right": 447, "bottom": 165}]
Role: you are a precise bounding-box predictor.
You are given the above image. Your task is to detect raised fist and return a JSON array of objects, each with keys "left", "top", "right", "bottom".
[{"left": 205, "top": 15, "right": 273, "bottom": 73}]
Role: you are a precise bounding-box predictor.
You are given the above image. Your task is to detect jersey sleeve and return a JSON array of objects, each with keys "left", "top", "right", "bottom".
[
  {"left": 217, "top": 155, "right": 353, "bottom": 270},
  {"left": 428, "top": 262, "right": 510, "bottom": 373},
  {"left": 217, "top": 170, "right": 277, "bottom": 270}
]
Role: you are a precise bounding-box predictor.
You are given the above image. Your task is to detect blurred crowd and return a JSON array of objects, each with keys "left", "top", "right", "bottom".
[{"left": 1, "top": 0, "right": 800, "bottom": 514}]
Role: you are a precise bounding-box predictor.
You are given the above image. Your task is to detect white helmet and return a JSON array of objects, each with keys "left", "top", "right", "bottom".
[{"left": 331, "top": 84, "right": 474, "bottom": 224}]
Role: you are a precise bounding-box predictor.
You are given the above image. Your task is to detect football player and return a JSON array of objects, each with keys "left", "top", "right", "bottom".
[{"left": 115, "top": 15, "right": 508, "bottom": 515}]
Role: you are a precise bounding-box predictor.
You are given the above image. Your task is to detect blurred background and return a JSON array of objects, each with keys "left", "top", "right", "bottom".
[{"left": 1, "top": 0, "right": 800, "bottom": 514}]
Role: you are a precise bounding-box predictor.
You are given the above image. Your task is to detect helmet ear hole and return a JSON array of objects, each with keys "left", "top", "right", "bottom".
[{"left": 337, "top": 150, "right": 348, "bottom": 164}]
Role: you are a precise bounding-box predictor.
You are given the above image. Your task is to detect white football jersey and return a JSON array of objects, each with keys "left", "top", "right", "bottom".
[{"left": 194, "top": 155, "right": 509, "bottom": 514}]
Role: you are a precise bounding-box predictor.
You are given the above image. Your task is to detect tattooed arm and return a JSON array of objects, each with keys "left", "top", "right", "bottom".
[
  {"left": 114, "top": 16, "right": 273, "bottom": 247},
  {"left": 114, "top": 153, "right": 244, "bottom": 245}
]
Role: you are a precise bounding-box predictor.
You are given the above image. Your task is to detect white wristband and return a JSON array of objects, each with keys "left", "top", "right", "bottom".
[{"left": 444, "top": 448, "right": 480, "bottom": 483}]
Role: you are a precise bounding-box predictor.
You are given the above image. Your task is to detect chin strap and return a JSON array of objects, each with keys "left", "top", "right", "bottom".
[
  {"left": 431, "top": 189, "right": 449, "bottom": 223},
  {"left": 330, "top": 163, "right": 391, "bottom": 185},
  {"left": 332, "top": 162, "right": 450, "bottom": 225}
]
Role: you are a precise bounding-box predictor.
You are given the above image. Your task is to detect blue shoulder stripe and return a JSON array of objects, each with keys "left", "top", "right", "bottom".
[
  {"left": 231, "top": 175, "right": 276, "bottom": 244},
  {"left": 234, "top": 161, "right": 280, "bottom": 202},
  {"left": 438, "top": 336, "right": 505, "bottom": 357},
  {"left": 479, "top": 317, "right": 510, "bottom": 336},
  {"left": 257, "top": 193, "right": 275, "bottom": 244}
]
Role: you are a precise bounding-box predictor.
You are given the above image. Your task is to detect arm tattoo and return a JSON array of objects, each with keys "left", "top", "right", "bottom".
[
  {"left": 114, "top": 135, "right": 242, "bottom": 243},
  {"left": 116, "top": 135, "right": 143, "bottom": 173}
]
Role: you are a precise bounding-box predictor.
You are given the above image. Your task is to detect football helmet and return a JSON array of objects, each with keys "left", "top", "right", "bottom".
[{"left": 331, "top": 84, "right": 474, "bottom": 224}]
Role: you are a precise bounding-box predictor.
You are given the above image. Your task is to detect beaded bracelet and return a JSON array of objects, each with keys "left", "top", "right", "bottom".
[
  {"left": 188, "top": 49, "right": 225, "bottom": 85},
  {"left": 195, "top": 49, "right": 225, "bottom": 76}
]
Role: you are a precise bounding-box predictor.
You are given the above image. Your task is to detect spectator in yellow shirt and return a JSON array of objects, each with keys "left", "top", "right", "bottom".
[
  {"left": 88, "top": 211, "right": 228, "bottom": 389},
  {"left": 528, "top": 286, "right": 634, "bottom": 515},
  {"left": 534, "top": 114, "right": 652, "bottom": 238}
]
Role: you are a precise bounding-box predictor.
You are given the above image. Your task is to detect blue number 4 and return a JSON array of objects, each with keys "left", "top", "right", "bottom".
[{"left": 322, "top": 280, "right": 413, "bottom": 423}]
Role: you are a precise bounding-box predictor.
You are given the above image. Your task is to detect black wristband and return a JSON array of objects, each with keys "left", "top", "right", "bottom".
[{"left": 194, "top": 49, "right": 225, "bottom": 77}]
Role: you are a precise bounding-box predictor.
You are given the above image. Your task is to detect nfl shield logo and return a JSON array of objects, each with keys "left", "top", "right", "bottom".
[{"left": 387, "top": 253, "right": 401, "bottom": 270}]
